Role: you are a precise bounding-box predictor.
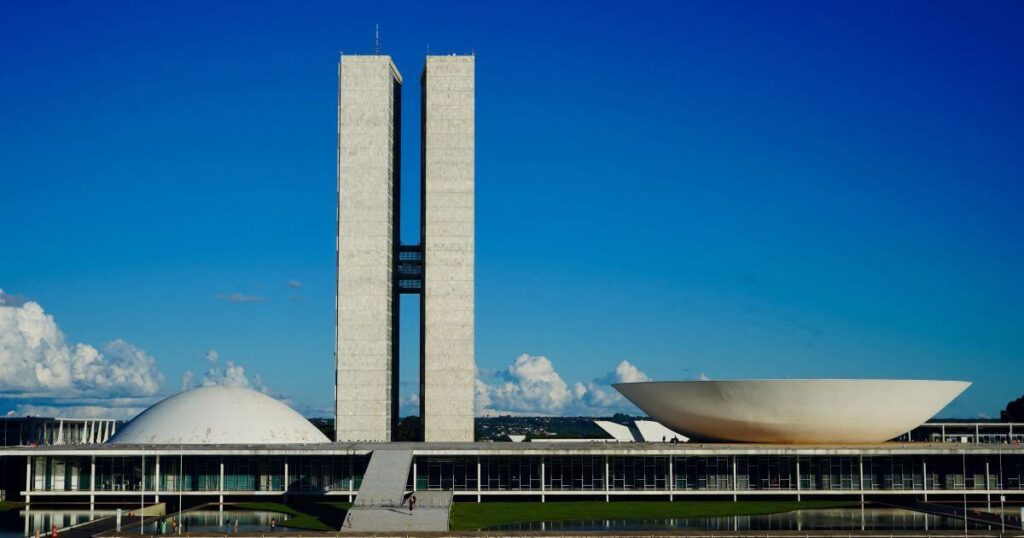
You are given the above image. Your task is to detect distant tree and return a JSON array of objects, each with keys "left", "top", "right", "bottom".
[{"left": 1002, "top": 395, "right": 1024, "bottom": 422}]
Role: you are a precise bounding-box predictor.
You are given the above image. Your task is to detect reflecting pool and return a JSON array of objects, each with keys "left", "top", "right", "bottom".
[
  {"left": 0, "top": 507, "right": 287, "bottom": 538},
  {"left": 486, "top": 507, "right": 993, "bottom": 531}
]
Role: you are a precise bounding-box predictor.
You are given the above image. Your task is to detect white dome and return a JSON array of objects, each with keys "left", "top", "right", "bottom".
[{"left": 107, "top": 386, "right": 329, "bottom": 445}]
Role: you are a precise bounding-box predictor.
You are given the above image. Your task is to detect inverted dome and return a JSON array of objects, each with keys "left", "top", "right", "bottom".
[
  {"left": 614, "top": 379, "right": 970, "bottom": 444},
  {"left": 107, "top": 386, "right": 329, "bottom": 445}
]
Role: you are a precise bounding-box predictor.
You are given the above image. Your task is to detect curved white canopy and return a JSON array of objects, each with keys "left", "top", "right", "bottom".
[
  {"left": 614, "top": 379, "right": 970, "bottom": 444},
  {"left": 107, "top": 386, "right": 330, "bottom": 445}
]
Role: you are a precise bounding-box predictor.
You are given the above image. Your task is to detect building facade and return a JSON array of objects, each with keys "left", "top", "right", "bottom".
[
  {"left": 6, "top": 443, "right": 1024, "bottom": 505},
  {"left": 335, "top": 54, "right": 475, "bottom": 442}
]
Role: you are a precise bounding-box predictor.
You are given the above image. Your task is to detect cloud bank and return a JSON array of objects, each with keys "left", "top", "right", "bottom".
[
  {"left": 0, "top": 290, "right": 164, "bottom": 419},
  {"left": 474, "top": 354, "right": 656, "bottom": 417}
]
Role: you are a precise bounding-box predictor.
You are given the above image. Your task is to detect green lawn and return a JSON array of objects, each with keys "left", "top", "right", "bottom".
[
  {"left": 0, "top": 501, "right": 24, "bottom": 512},
  {"left": 450, "top": 500, "right": 858, "bottom": 531},
  {"left": 232, "top": 501, "right": 351, "bottom": 531}
]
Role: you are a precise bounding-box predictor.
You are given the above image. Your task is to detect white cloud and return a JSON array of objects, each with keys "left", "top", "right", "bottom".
[
  {"left": 475, "top": 355, "right": 653, "bottom": 416},
  {"left": 181, "top": 351, "right": 270, "bottom": 394},
  {"left": 0, "top": 292, "right": 164, "bottom": 401},
  {"left": 215, "top": 292, "right": 266, "bottom": 304}
]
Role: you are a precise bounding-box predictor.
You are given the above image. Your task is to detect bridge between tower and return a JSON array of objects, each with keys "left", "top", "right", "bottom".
[{"left": 396, "top": 244, "right": 424, "bottom": 294}]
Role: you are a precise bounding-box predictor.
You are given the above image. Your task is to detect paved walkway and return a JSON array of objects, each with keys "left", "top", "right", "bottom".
[{"left": 342, "top": 449, "right": 451, "bottom": 532}]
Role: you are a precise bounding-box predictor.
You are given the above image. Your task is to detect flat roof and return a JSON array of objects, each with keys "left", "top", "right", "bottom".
[{"left": 3, "top": 441, "right": 1022, "bottom": 458}]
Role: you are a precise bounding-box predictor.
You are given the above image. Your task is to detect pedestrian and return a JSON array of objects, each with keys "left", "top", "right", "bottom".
[
  {"left": 50, "top": 523, "right": 57, "bottom": 538},
  {"left": 225, "top": 519, "right": 231, "bottom": 534},
  {"left": 233, "top": 519, "right": 239, "bottom": 533},
  {"left": 269, "top": 518, "right": 276, "bottom": 533},
  {"left": 345, "top": 513, "right": 352, "bottom": 529},
  {"left": 409, "top": 493, "right": 416, "bottom": 512}
]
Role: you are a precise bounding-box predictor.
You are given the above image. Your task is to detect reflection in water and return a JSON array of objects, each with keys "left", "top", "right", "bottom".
[
  {"left": 488, "top": 507, "right": 993, "bottom": 532},
  {"left": 169, "top": 510, "right": 284, "bottom": 533},
  {"left": 0, "top": 508, "right": 116, "bottom": 538},
  {"left": 0, "top": 508, "right": 285, "bottom": 538}
]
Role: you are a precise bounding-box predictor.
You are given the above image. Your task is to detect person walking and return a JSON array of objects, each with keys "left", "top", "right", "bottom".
[
  {"left": 269, "top": 518, "right": 276, "bottom": 533},
  {"left": 345, "top": 513, "right": 352, "bottom": 529},
  {"left": 233, "top": 519, "right": 239, "bottom": 533},
  {"left": 50, "top": 523, "right": 57, "bottom": 538},
  {"left": 409, "top": 493, "right": 417, "bottom": 512}
]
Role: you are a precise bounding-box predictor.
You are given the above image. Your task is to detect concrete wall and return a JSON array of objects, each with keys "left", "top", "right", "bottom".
[
  {"left": 336, "top": 55, "right": 402, "bottom": 442},
  {"left": 422, "top": 55, "right": 475, "bottom": 441}
]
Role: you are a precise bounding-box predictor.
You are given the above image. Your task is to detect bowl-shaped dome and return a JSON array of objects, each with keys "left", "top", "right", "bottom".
[
  {"left": 613, "top": 379, "right": 969, "bottom": 444},
  {"left": 107, "top": 386, "right": 329, "bottom": 444}
]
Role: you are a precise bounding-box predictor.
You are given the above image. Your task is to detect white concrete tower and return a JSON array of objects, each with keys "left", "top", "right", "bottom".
[
  {"left": 421, "top": 55, "right": 475, "bottom": 441},
  {"left": 336, "top": 55, "right": 402, "bottom": 442}
]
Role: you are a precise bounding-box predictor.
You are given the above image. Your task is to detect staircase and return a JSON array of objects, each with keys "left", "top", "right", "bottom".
[{"left": 342, "top": 449, "right": 451, "bottom": 532}]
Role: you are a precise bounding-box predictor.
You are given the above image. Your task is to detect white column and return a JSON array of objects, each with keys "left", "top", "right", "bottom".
[
  {"left": 284, "top": 461, "right": 289, "bottom": 493},
  {"left": 985, "top": 459, "right": 991, "bottom": 510},
  {"left": 56, "top": 420, "right": 64, "bottom": 445},
  {"left": 90, "top": 455, "right": 96, "bottom": 512},
  {"left": 155, "top": 455, "right": 161, "bottom": 503},
  {"left": 668, "top": 456, "right": 674, "bottom": 501},
  {"left": 25, "top": 456, "right": 32, "bottom": 504},
  {"left": 476, "top": 457, "right": 481, "bottom": 503},
  {"left": 540, "top": 457, "right": 546, "bottom": 503},
  {"left": 732, "top": 456, "right": 738, "bottom": 502},
  {"left": 796, "top": 458, "right": 801, "bottom": 501},
  {"left": 219, "top": 459, "right": 225, "bottom": 494},
  {"left": 923, "top": 459, "right": 928, "bottom": 502},
  {"left": 858, "top": 456, "right": 865, "bottom": 504},
  {"left": 604, "top": 455, "right": 610, "bottom": 502}
]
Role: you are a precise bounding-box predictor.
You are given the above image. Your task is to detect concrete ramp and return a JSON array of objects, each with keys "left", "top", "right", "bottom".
[
  {"left": 344, "top": 491, "right": 451, "bottom": 532},
  {"left": 352, "top": 449, "right": 413, "bottom": 508},
  {"left": 343, "top": 449, "right": 449, "bottom": 532}
]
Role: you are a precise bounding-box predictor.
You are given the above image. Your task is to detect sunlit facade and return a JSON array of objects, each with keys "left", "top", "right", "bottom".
[{"left": 8, "top": 445, "right": 1023, "bottom": 505}]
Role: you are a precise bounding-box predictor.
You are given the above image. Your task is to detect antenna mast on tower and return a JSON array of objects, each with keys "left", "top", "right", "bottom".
[{"left": 375, "top": 24, "right": 380, "bottom": 54}]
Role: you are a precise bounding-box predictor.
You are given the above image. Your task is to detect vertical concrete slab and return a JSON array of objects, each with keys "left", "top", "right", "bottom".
[
  {"left": 422, "top": 55, "right": 475, "bottom": 441},
  {"left": 336, "top": 55, "right": 402, "bottom": 442}
]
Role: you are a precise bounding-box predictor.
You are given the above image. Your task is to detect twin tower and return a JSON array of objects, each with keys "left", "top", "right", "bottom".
[{"left": 335, "top": 54, "right": 475, "bottom": 442}]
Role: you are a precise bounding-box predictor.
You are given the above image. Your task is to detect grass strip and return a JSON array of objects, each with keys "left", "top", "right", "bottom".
[
  {"left": 232, "top": 501, "right": 350, "bottom": 531},
  {"left": 0, "top": 501, "right": 24, "bottom": 512},
  {"left": 450, "top": 500, "right": 859, "bottom": 531}
]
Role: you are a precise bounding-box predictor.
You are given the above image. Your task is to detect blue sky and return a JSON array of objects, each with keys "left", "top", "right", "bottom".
[{"left": 1, "top": 1, "right": 1021, "bottom": 419}]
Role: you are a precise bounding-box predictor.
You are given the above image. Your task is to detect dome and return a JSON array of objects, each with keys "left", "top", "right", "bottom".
[
  {"left": 107, "top": 386, "right": 330, "bottom": 444},
  {"left": 614, "top": 379, "right": 970, "bottom": 444}
]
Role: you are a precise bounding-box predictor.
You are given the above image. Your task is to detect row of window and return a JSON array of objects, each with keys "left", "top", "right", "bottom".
[{"left": 26, "top": 454, "right": 1024, "bottom": 493}]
